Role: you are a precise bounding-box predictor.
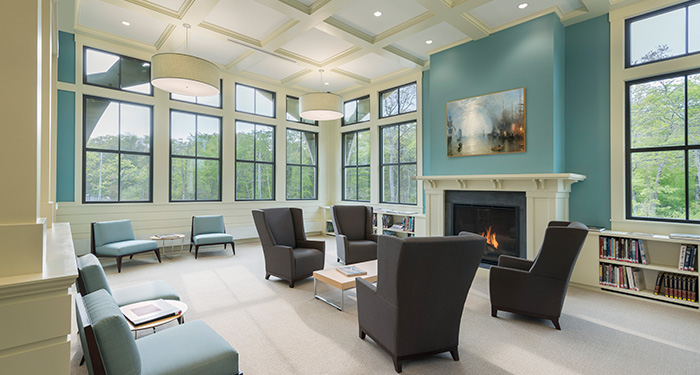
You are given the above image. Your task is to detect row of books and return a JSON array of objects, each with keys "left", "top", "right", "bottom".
[
  {"left": 400, "top": 216, "right": 415, "bottom": 232},
  {"left": 599, "top": 264, "right": 646, "bottom": 291},
  {"left": 653, "top": 272, "right": 697, "bottom": 302},
  {"left": 599, "top": 236, "right": 648, "bottom": 264},
  {"left": 678, "top": 244, "right": 697, "bottom": 271}
]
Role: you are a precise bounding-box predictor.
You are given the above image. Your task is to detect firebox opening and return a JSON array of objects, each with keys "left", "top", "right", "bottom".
[{"left": 452, "top": 204, "right": 519, "bottom": 266}]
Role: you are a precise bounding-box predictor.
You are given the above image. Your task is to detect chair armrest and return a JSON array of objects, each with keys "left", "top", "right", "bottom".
[
  {"left": 357, "top": 278, "right": 397, "bottom": 348},
  {"left": 356, "top": 277, "right": 377, "bottom": 295},
  {"left": 296, "top": 239, "right": 326, "bottom": 254},
  {"left": 498, "top": 255, "right": 534, "bottom": 271},
  {"left": 366, "top": 233, "right": 378, "bottom": 242}
]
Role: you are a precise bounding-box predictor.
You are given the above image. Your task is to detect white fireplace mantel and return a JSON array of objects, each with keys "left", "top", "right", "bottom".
[{"left": 415, "top": 173, "right": 586, "bottom": 259}]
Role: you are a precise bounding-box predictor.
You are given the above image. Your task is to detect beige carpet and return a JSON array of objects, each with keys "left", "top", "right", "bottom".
[{"left": 70, "top": 236, "right": 700, "bottom": 374}]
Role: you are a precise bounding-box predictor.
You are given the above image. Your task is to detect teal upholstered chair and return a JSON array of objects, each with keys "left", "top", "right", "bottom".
[
  {"left": 190, "top": 215, "right": 235, "bottom": 259},
  {"left": 91, "top": 220, "right": 160, "bottom": 272},
  {"left": 77, "top": 254, "right": 179, "bottom": 307},
  {"left": 76, "top": 289, "right": 240, "bottom": 375}
]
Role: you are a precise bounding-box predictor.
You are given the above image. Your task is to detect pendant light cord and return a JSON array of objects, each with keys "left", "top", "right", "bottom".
[{"left": 184, "top": 23, "right": 191, "bottom": 55}]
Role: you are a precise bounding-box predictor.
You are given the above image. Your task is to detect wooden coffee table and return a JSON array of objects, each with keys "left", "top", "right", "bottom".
[
  {"left": 313, "top": 260, "right": 377, "bottom": 311},
  {"left": 119, "top": 300, "right": 188, "bottom": 338}
]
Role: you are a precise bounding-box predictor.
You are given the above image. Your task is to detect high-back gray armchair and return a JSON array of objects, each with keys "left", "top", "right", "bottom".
[
  {"left": 489, "top": 221, "right": 588, "bottom": 330},
  {"left": 357, "top": 233, "right": 486, "bottom": 373},
  {"left": 331, "top": 205, "right": 377, "bottom": 264},
  {"left": 252, "top": 208, "right": 325, "bottom": 288}
]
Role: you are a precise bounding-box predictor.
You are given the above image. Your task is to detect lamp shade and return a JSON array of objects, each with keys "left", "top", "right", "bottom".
[
  {"left": 151, "top": 53, "right": 220, "bottom": 96},
  {"left": 299, "top": 92, "right": 343, "bottom": 121}
]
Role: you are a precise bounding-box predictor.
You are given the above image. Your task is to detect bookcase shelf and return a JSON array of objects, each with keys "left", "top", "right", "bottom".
[
  {"left": 596, "top": 232, "right": 698, "bottom": 309},
  {"left": 373, "top": 209, "right": 425, "bottom": 238}
]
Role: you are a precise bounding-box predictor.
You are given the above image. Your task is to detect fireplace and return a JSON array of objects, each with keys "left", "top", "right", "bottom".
[{"left": 445, "top": 191, "right": 526, "bottom": 266}]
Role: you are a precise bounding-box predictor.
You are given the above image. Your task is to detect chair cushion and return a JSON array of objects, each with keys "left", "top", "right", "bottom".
[
  {"left": 292, "top": 248, "right": 325, "bottom": 277},
  {"left": 266, "top": 208, "right": 296, "bottom": 248},
  {"left": 193, "top": 233, "right": 234, "bottom": 246},
  {"left": 193, "top": 215, "right": 226, "bottom": 236},
  {"left": 333, "top": 206, "right": 369, "bottom": 240},
  {"left": 96, "top": 240, "right": 158, "bottom": 257},
  {"left": 94, "top": 220, "right": 136, "bottom": 247},
  {"left": 84, "top": 289, "right": 141, "bottom": 375},
  {"left": 138, "top": 320, "right": 239, "bottom": 375},
  {"left": 77, "top": 253, "right": 112, "bottom": 295},
  {"left": 112, "top": 280, "right": 180, "bottom": 307}
]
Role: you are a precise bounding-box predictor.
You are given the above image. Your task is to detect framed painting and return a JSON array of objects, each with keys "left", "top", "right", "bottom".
[{"left": 446, "top": 87, "right": 526, "bottom": 157}]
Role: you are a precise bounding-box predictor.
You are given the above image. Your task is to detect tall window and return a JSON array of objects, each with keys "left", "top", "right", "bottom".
[
  {"left": 626, "top": 0, "right": 700, "bottom": 67},
  {"left": 236, "top": 121, "right": 275, "bottom": 200},
  {"left": 83, "top": 96, "right": 152, "bottom": 202},
  {"left": 342, "top": 129, "right": 370, "bottom": 202},
  {"left": 235, "top": 83, "right": 275, "bottom": 117},
  {"left": 379, "top": 82, "right": 417, "bottom": 118},
  {"left": 286, "top": 129, "right": 318, "bottom": 200},
  {"left": 286, "top": 96, "right": 316, "bottom": 125},
  {"left": 343, "top": 96, "right": 370, "bottom": 125},
  {"left": 170, "top": 111, "right": 221, "bottom": 201},
  {"left": 626, "top": 70, "right": 700, "bottom": 222},
  {"left": 381, "top": 122, "right": 417, "bottom": 204},
  {"left": 171, "top": 80, "right": 222, "bottom": 108},
  {"left": 84, "top": 47, "right": 152, "bottom": 95}
]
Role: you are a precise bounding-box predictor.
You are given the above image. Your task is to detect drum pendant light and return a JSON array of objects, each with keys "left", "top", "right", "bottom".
[
  {"left": 151, "top": 24, "right": 220, "bottom": 97},
  {"left": 299, "top": 69, "right": 343, "bottom": 121}
]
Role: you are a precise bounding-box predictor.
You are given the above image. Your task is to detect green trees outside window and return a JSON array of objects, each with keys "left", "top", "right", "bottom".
[
  {"left": 236, "top": 121, "right": 275, "bottom": 200},
  {"left": 627, "top": 70, "right": 700, "bottom": 221},
  {"left": 286, "top": 129, "right": 318, "bottom": 200},
  {"left": 342, "top": 129, "right": 370, "bottom": 201},
  {"left": 170, "top": 111, "right": 221, "bottom": 201},
  {"left": 381, "top": 122, "right": 417, "bottom": 205},
  {"left": 379, "top": 82, "right": 417, "bottom": 118},
  {"left": 83, "top": 96, "right": 152, "bottom": 202}
]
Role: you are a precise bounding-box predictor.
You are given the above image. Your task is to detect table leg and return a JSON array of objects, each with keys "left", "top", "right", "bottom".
[{"left": 313, "top": 278, "right": 344, "bottom": 311}]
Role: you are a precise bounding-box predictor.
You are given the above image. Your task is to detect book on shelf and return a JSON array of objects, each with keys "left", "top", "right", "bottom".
[
  {"left": 679, "top": 245, "right": 687, "bottom": 271},
  {"left": 122, "top": 299, "right": 181, "bottom": 326},
  {"left": 653, "top": 273, "right": 663, "bottom": 295},
  {"left": 336, "top": 265, "right": 367, "bottom": 277}
]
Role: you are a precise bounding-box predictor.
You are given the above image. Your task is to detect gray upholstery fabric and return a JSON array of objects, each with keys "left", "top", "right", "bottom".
[
  {"left": 252, "top": 208, "right": 325, "bottom": 287},
  {"left": 331, "top": 205, "right": 377, "bottom": 264},
  {"left": 357, "top": 233, "right": 485, "bottom": 372},
  {"left": 489, "top": 221, "right": 588, "bottom": 330}
]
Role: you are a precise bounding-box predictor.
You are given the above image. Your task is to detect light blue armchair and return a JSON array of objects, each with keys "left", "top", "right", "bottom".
[
  {"left": 190, "top": 215, "right": 235, "bottom": 259},
  {"left": 76, "top": 289, "right": 241, "bottom": 375},
  {"left": 77, "top": 254, "right": 179, "bottom": 307},
  {"left": 91, "top": 220, "right": 160, "bottom": 272}
]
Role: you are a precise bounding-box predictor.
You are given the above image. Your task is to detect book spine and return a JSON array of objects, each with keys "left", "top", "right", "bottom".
[
  {"left": 653, "top": 272, "right": 663, "bottom": 295},
  {"left": 639, "top": 239, "right": 648, "bottom": 264},
  {"left": 679, "top": 245, "right": 687, "bottom": 271},
  {"left": 664, "top": 274, "right": 670, "bottom": 298}
]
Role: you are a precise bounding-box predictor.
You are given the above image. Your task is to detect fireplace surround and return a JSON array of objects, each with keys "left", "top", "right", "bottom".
[{"left": 415, "top": 173, "right": 585, "bottom": 260}]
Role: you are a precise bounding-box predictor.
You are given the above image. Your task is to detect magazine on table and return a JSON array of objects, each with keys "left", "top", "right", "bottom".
[
  {"left": 122, "top": 299, "right": 181, "bottom": 326},
  {"left": 336, "top": 265, "right": 367, "bottom": 277}
]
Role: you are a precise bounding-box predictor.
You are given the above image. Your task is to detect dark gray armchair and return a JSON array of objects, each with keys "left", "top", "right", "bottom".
[
  {"left": 357, "top": 233, "right": 486, "bottom": 373},
  {"left": 489, "top": 221, "right": 588, "bottom": 330},
  {"left": 252, "top": 207, "right": 325, "bottom": 288},
  {"left": 331, "top": 205, "right": 377, "bottom": 264}
]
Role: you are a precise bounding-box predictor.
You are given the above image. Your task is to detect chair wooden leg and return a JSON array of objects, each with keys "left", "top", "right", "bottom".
[
  {"left": 491, "top": 306, "right": 498, "bottom": 317},
  {"left": 129, "top": 255, "right": 133, "bottom": 259},
  {"left": 551, "top": 318, "right": 561, "bottom": 330},
  {"left": 79, "top": 355, "right": 85, "bottom": 366},
  {"left": 289, "top": 280, "right": 295, "bottom": 288},
  {"left": 392, "top": 356, "right": 402, "bottom": 373},
  {"left": 189, "top": 243, "right": 193, "bottom": 252},
  {"left": 194, "top": 246, "right": 199, "bottom": 259},
  {"left": 265, "top": 273, "right": 270, "bottom": 280},
  {"left": 359, "top": 328, "right": 365, "bottom": 340},
  {"left": 231, "top": 242, "right": 236, "bottom": 255},
  {"left": 449, "top": 347, "right": 459, "bottom": 361},
  {"left": 116, "top": 257, "right": 122, "bottom": 273},
  {"left": 154, "top": 249, "right": 162, "bottom": 263}
]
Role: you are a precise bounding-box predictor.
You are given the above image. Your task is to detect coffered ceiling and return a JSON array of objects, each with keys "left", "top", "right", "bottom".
[{"left": 60, "top": 0, "right": 640, "bottom": 94}]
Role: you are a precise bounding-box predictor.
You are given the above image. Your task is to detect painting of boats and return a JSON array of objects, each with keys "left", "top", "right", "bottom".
[{"left": 446, "top": 87, "right": 525, "bottom": 157}]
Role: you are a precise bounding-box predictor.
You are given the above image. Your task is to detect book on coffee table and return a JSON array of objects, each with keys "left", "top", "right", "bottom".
[
  {"left": 122, "top": 299, "right": 181, "bottom": 326},
  {"left": 336, "top": 265, "right": 367, "bottom": 277}
]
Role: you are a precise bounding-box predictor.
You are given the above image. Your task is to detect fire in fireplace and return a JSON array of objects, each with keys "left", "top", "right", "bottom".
[{"left": 452, "top": 204, "right": 520, "bottom": 265}]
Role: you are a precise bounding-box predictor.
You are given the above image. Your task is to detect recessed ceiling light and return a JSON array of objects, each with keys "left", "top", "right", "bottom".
[
  {"left": 121, "top": 20, "right": 131, "bottom": 26},
  {"left": 425, "top": 40, "right": 433, "bottom": 45},
  {"left": 518, "top": 3, "right": 528, "bottom": 9},
  {"left": 374, "top": 11, "right": 382, "bottom": 17},
  {"left": 324, "top": 82, "right": 330, "bottom": 86}
]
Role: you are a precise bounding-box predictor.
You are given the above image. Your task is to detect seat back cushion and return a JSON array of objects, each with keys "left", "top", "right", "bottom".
[
  {"left": 84, "top": 289, "right": 141, "bottom": 375},
  {"left": 263, "top": 208, "right": 296, "bottom": 248},
  {"left": 331, "top": 205, "right": 368, "bottom": 241},
  {"left": 93, "top": 220, "right": 135, "bottom": 247},
  {"left": 193, "top": 215, "right": 226, "bottom": 236},
  {"left": 77, "top": 254, "right": 112, "bottom": 295}
]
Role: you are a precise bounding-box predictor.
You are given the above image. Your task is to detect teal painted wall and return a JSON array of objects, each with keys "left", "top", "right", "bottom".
[
  {"left": 424, "top": 14, "right": 565, "bottom": 175},
  {"left": 58, "top": 31, "right": 75, "bottom": 84},
  {"left": 56, "top": 90, "right": 75, "bottom": 202},
  {"left": 564, "top": 15, "right": 611, "bottom": 227}
]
